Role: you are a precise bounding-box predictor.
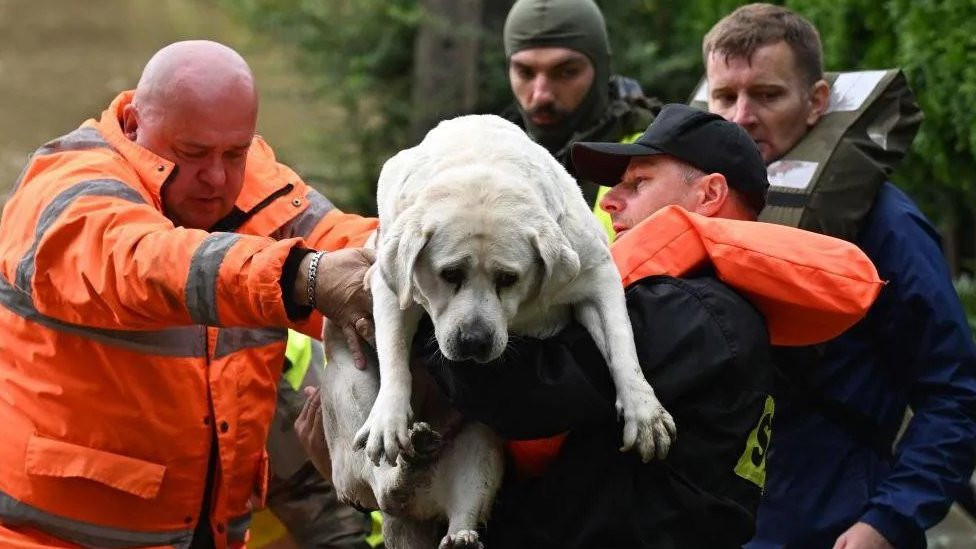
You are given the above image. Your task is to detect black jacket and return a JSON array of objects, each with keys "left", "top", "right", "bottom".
[{"left": 415, "top": 272, "right": 773, "bottom": 548}]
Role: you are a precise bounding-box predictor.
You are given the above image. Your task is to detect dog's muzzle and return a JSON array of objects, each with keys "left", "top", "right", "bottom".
[{"left": 451, "top": 319, "right": 495, "bottom": 362}]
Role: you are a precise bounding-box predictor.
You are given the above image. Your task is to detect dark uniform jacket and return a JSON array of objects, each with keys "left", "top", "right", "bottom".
[{"left": 416, "top": 269, "right": 774, "bottom": 548}]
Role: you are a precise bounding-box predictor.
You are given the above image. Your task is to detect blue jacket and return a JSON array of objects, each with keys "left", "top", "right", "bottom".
[{"left": 749, "top": 183, "right": 976, "bottom": 548}]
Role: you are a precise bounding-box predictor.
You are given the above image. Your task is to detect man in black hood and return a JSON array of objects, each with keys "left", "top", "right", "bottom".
[{"left": 502, "top": 0, "right": 659, "bottom": 237}]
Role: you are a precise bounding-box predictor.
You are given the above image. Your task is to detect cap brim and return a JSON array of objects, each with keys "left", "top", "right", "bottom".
[{"left": 571, "top": 141, "right": 666, "bottom": 185}]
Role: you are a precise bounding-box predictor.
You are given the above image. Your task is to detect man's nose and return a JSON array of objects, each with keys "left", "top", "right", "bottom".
[
  {"left": 730, "top": 96, "right": 758, "bottom": 126},
  {"left": 529, "top": 75, "right": 554, "bottom": 106},
  {"left": 600, "top": 186, "right": 623, "bottom": 213},
  {"left": 200, "top": 156, "right": 226, "bottom": 188}
]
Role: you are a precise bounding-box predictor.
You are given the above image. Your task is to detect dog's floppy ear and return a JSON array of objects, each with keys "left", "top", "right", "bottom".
[
  {"left": 531, "top": 217, "right": 581, "bottom": 302},
  {"left": 379, "top": 205, "right": 431, "bottom": 310}
]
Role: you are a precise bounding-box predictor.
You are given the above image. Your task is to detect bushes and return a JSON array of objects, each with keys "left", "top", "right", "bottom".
[
  {"left": 222, "top": 0, "right": 421, "bottom": 213},
  {"left": 792, "top": 0, "right": 976, "bottom": 231}
]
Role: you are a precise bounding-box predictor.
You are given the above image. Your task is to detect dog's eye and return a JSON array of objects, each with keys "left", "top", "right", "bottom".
[
  {"left": 440, "top": 268, "right": 465, "bottom": 285},
  {"left": 496, "top": 272, "right": 518, "bottom": 289}
]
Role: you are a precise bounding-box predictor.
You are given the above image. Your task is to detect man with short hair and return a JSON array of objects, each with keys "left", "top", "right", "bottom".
[
  {"left": 703, "top": 4, "right": 976, "bottom": 548},
  {"left": 0, "top": 40, "right": 376, "bottom": 548},
  {"left": 502, "top": 0, "right": 660, "bottom": 235}
]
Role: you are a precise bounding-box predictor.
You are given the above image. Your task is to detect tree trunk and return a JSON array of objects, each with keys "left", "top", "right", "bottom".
[{"left": 410, "top": 0, "right": 484, "bottom": 141}]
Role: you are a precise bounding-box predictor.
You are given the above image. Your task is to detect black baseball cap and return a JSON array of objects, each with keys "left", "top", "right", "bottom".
[{"left": 571, "top": 103, "right": 769, "bottom": 211}]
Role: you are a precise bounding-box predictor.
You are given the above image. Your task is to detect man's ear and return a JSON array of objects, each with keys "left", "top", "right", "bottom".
[
  {"left": 806, "top": 79, "right": 831, "bottom": 127},
  {"left": 693, "top": 173, "right": 730, "bottom": 217},
  {"left": 531, "top": 217, "right": 581, "bottom": 304},
  {"left": 121, "top": 103, "right": 140, "bottom": 141},
  {"left": 378, "top": 205, "right": 430, "bottom": 310}
]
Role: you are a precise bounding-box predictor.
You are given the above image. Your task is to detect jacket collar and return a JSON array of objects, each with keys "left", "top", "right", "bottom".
[
  {"left": 94, "top": 91, "right": 286, "bottom": 217},
  {"left": 95, "top": 91, "right": 176, "bottom": 207}
]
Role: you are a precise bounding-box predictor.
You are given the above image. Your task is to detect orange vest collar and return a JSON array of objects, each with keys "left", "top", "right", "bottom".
[
  {"left": 611, "top": 206, "right": 710, "bottom": 285},
  {"left": 612, "top": 205, "right": 884, "bottom": 346}
]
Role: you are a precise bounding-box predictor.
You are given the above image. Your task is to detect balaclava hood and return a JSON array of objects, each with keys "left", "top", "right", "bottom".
[{"left": 504, "top": 0, "right": 611, "bottom": 154}]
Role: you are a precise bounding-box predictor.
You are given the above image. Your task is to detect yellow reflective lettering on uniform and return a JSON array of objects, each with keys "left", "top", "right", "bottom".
[{"left": 735, "top": 395, "right": 774, "bottom": 488}]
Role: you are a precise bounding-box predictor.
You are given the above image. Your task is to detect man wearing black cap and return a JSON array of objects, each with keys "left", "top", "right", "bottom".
[
  {"left": 574, "top": 101, "right": 770, "bottom": 226},
  {"left": 413, "top": 104, "right": 777, "bottom": 548},
  {"left": 502, "top": 0, "right": 659, "bottom": 238}
]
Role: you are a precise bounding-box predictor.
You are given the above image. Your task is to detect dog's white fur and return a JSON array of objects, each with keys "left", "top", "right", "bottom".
[{"left": 321, "top": 114, "right": 674, "bottom": 548}]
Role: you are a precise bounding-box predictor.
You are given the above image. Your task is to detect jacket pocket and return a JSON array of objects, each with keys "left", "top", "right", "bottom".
[{"left": 25, "top": 434, "right": 166, "bottom": 499}]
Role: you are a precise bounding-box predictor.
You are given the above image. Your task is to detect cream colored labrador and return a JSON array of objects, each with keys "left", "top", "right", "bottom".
[{"left": 321, "top": 114, "right": 675, "bottom": 548}]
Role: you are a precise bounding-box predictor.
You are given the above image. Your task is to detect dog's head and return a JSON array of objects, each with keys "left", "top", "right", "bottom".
[{"left": 378, "top": 167, "right": 580, "bottom": 363}]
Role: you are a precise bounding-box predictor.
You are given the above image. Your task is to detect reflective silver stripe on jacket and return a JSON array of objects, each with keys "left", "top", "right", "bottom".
[
  {"left": 0, "top": 273, "right": 207, "bottom": 357},
  {"left": 214, "top": 327, "right": 288, "bottom": 359},
  {"left": 185, "top": 232, "right": 241, "bottom": 326},
  {"left": 0, "top": 489, "right": 193, "bottom": 548},
  {"left": 13, "top": 126, "right": 114, "bottom": 193},
  {"left": 34, "top": 126, "right": 113, "bottom": 158},
  {"left": 228, "top": 512, "right": 252, "bottom": 543},
  {"left": 15, "top": 179, "right": 146, "bottom": 294},
  {"left": 270, "top": 188, "right": 335, "bottom": 240}
]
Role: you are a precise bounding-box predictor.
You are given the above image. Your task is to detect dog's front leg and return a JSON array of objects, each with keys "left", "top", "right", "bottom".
[
  {"left": 434, "top": 424, "right": 502, "bottom": 549},
  {"left": 381, "top": 516, "right": 440, "bottom": 549},
  {"left": 575, "top": 267, "right": 676, "bottom": 462},
  {"left": 353, "top": 271, "right": 424, "bottom": 466}
]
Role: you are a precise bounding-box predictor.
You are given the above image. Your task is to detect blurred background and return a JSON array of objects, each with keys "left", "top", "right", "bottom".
[
  {"left": 1, "top": 1, "right": 975, "bottom": 545},
  {"left": 0, "top": 0, "right": 349, "bottom": 202}
]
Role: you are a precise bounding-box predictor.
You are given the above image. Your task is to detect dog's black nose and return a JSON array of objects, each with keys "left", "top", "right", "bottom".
[{"left": 457, "top": 320, "right": 492, "bottom": 359}]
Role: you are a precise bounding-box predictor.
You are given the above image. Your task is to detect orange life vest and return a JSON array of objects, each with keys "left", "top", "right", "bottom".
[
  {"left": 0, "top": 91, "right": 376, "bottom": 548},
  {"left": 507, "top": 205, "right": 883, "bottom": 478}
]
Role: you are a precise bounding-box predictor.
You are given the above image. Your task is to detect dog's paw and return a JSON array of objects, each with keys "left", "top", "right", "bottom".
[
  {"left": 439, "top": 530, "right": 483, "bottom": 549},
  {"left": 401, "top": 421, "right": 442, "bottom": 469},
  {"left": 353, "top": 396, "right": 414, "bottom": 466},
  {"left": 616, "top": 385, "right": 677, "bottom": 462}
]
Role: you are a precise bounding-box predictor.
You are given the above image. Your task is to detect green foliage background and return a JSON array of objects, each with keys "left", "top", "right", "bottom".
[
  {"left": 222, "top": 0, "right": 976, "bottom": 233},
  {"left": 222, "top": 0, "right": 422, "bottom": 213}
]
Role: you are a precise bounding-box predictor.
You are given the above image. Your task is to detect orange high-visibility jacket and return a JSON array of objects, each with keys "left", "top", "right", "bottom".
[{"left": 0, "top": 91, "right": 377, "bottom": 548}]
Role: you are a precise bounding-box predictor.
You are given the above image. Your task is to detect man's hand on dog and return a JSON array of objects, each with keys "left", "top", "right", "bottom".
[
  {"left": 296, "top": 248, "right": 376, "bottom": 368},
  {"left": 295, "top": 386, "right": 333, "bottom": 479}
]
